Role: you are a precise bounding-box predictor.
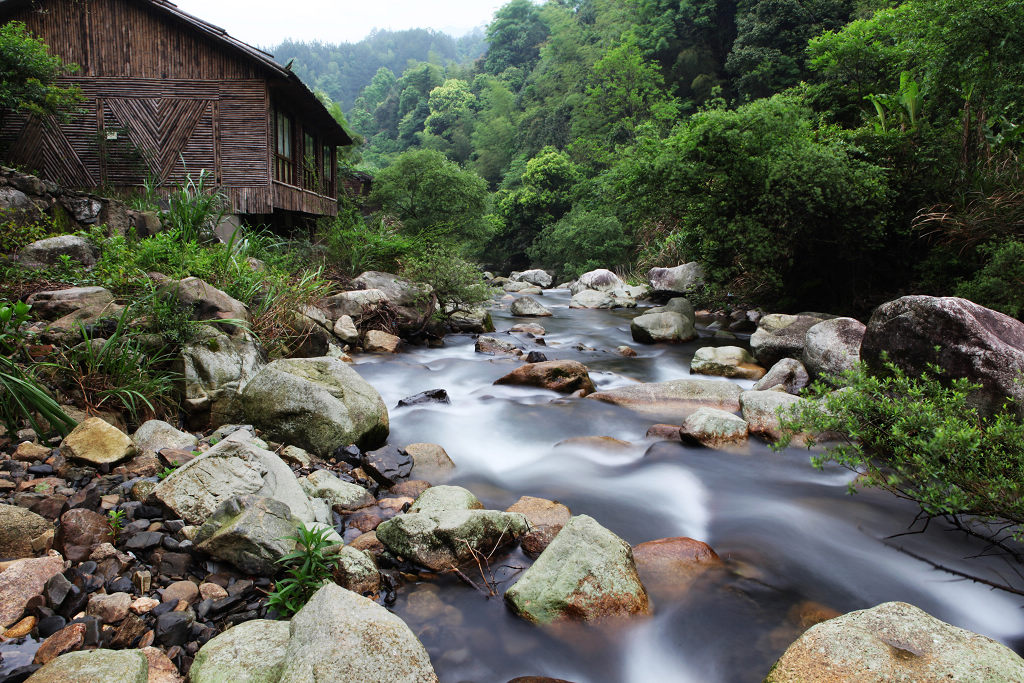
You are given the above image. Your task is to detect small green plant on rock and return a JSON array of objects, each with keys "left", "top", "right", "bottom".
[
  {"left": 157, "top": 461, "right": 180, "bottom": 480},
  {"left": 267, "top": 523, "right": 341, "bottom": 617},
  {"left": 107, "top": 508, "right": 126, "bottom": 540}
]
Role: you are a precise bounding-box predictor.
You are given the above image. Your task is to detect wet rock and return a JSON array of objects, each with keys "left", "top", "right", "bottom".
[
  {"left": 362, "top": 445, "right": 413, "bottom": 487},
  {"left": 645, "top": 424, "right": 682, "bottom": 441},
  {"left": 765, "top": 601, "right": 1024, "bottom": 682},
  {"left": 32, "top": 622, "right": 86, "bottom": 665},
  {"left": 190, "top": 619, "right": 291, "bottom": 683},
  {"left": 54, "top": 509, "right": 112, "bottom": 563},
  {"left": 0, "top": 503, "right": 52, "bottom": 559},
  {"left": 132, "top": 421, "right": 197, "bottom": 458},
  {"left": 647, "top": 263, "right": 704, "bottom": 296},
  {"left": 680, "top": 408, "right": 749, "bottom": 447},
  {"left": 617, "top": 345, "right": 637, "bottom": 357},
  {"left": 332, "top": 545, "right": 380, "bottom": 594},
  {"left": 0, "top": 554, "right": 64, "bottom": 628},
  {"left": 588, "top": 379, "right": 742, "bottom": 422},
  {"left": 753, "top": 358, "right": 810, "bottom": 395},
  {"left": 194, "top": 496, "right": 298, "bottom": 576},
  {"left": 510, "top": 297, "right": 552, "bottom": 317},
  {"left": 320, "top": 289, "right": 388, "bottom": 320},
  {"left": 861, "top": 296, "right": 1024, "bottom": 417},
  {"left": 20, "top": 235, "right": 97, "bottom": 269},
  {"left": 408, "top": 485, "right": 483, "bottom": 514},
  {"left": 511, "top": 270, "right": 553, "bottom": 288},
  {"left": 570, "top": 269, "right": 624, "bottom": 295},
  {"left": 241, "top": 356, "right": 389, "bottom": 456},
  {"left": 59, "top": 417, "right": 134, "bottom": 465},
  {"left": 154, "top": 435, "right": 316, "bottom": 525},
  {"left": 404, "top": 443, "right": 456, "bottom": 481},
  {"left": 505, "top": 515, "right": 649, "bottom": 624},
  {"left": 555, "top": 436, "right": 631, "bottom": 450},
  {"left": 475, "top": 335, "right": 522, "bottom": 356},
  {"left": 363, "top": 329, "right": 403, "bottom": 353},
  {"left": 279, "top": 445, "right": 312, "bottom": 468},
  {"left": 154, "top": 275, "right": 250, "bottom": 330},
  {"left": 397, "top": 389, "right": 450, "bottom": 408},
  {"left": 86, "top": 591, "right": 131, "bottom": 624},
  {"left": 448, "top": 306, "right": 495, "bottom": 334},
  {"left": 740, "top": 390, "right": 805, "bottom": 442},
  {"left": 301, "top": 469, "right": 374, "bottom": 510},
  {"left": 504, "top": 280, "right": 534, "bottom": 293},
  {"left": 349, "top": 531, "right": 386, "bottom": 557},
  {"left": 750, "top": 313, "right": 830, "bottom": 367},
  {"left": 630, "top": 311, "right": 696, "bottom": 344},
  {"left": 180, "top": 326, "right": 263, "bottom": 428},
  {"left": 802, "top": 317, "right": 865, "bottom": 380},
  {"left": 633, "top": 537, "right": 722, "bottom": 600},
  {"left": 509, "top": 323, "right": 546, "bottom": 336},
  {"left": 569, "top": 289, "right": 635, "bottom": 310},
  {"left": 279, "top": 583, "right": 437, "bottom": 682},
  {"left": 494, "top": 360, "right": 596, "bottom": 396},
  {"left": 690, "top": 346, "right": 766, "bottom": 380},
  {"left": 506, "top": 496, "right": 571, "bottom": 558}
]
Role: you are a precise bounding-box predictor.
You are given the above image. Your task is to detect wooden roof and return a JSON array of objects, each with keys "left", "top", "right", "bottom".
[{"left": 0, "top": 0, "right": 352, "bottom": 145}]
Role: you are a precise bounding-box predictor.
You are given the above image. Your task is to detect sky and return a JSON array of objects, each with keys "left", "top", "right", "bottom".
[{"left": 171, "top": 0, "right": 505, "bottom": 48}]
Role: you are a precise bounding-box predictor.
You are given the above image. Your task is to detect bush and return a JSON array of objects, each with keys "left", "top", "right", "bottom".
[
  {"left": 527, "top": 209, "right": 631, "bottom": 281},
  {"left": 955, "top": 240, "right": 1024, "bottom": 320},
  {"left": 778, "top": 361, "right": 1024, "bottom": 540},
  {"left": 401, "top": 246, "right": 493, "bottom": 319},
  {"left": 0, "top": 209, "right": 67, "bottom": 254},
  {"left": 164, "top": 169, "right": 228, "bottom": 243},
  {"left": 318, "top": 209, "right": 418, "bottom": 276}
]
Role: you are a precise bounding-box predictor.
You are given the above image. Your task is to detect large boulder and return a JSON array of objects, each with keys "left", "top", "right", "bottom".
[
  {"left": 861, "top": 296, "right": 1024, "bottom": 416},
  {"left": 753, "top": 358, "right": 810, "bottom": 395},
  {"left": 180, "top": 325, "right": 263, "bottom": 428},
  {"left": 241, "top": 357, "right": 389, "bottom": 456},
  {"left": 278, "top": 583, "right": 437, "bottom": 683},
  {"left": 740, "top": 390, "right": 804, "bottom": 442},
  {"left": 750, "top": 314, "right": 829, "bottom": 367},
  {"left": 351, "top": 271, "right": 433, "bottom": 335},
  {"left": 154, "top": 434, "right": 316, "bottom": 525},
  {"left": 194, "top": 496, "right": 298, "bottom": 576},
  {"left": 319, "top": 289, "right": 388, "bottom": 321},
  {"left": 588, "top": 379, "right": 743, "bottom": 423},
  {"left": 680, "top": 407, "right": 749, "bottom": 447},
  {"left": 690, "top": 346, "right": 766, "bottom": 380},
  {"left": 647, "top": 263, "right": 704, "bottom": 296},
  {"left": 0, "top": 504, "right": 52, "bottom": 559},
  {"left": 802, "top": 317, "right": 865, "bottom": 380},
  {"left": 154, "top": 275, "right": 249, "bottom": 330},
  {"left": 404, "top": 443, "right": 456, "bottom": 481},
  {"left": 511, "top": 269, "right": 553, "bottom": 288},
  {"left": 376, "top": 486, "right": 528, "bottom": 571},
  {"left": 26, "top": 649, "right": 148, "bottom": 683},
  {"left": 494, "top": 360, "right": 596, "bottom": 396},
  {"left": 132, "top": 420, "right": 197, "bottom": 457},
  {"left": 765, "top": 601, "right": 1024, "bottom": 682},
  {"left": 630, "top": 311, "right": 696, "bottom": 344},
  {"left": 448, "top": 307, "right": 494, "bottom": 334},
  {"left": 569, "top": 289, "right": 636, "bottom": 310},
  {"left": 60, "top": 417, "right": 134, "bottom": 465},
  {"left": 570, "top": 269, "right": 625, "bottom": 295},
  {"left": 505, "top": 515, "right": 650, "bottom": 624},
  {"left": 510, "top": 296, "right": 553, "bottom": 317},
  {"left": 25, "top": 286, "right": 115, "bottom": 321},
  {"left": 20, "top": 235, "right": 98, "bottom": 269},
  {"left": 190, "top": 619, "right": 291, "bottom": 683}
]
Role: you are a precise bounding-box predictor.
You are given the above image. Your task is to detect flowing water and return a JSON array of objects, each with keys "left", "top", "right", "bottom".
[{"left": 353, "top": 288, "right": 1024, "bottom": 683}]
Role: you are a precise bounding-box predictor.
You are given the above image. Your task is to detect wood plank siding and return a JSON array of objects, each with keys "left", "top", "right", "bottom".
[{"left": 0, "top": 0, "right": 348, "bottom": 216}]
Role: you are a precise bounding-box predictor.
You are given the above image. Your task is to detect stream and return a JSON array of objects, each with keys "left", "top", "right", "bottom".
[{"left": 352, "top": 288, "right": 1024, "bottom": 683}]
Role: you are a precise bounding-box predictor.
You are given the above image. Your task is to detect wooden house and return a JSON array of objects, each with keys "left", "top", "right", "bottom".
[{"left": 0, "top": 0, "right": 352, "bottom": 218}]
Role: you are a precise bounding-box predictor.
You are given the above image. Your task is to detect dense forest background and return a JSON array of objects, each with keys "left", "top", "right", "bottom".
[{"left": 277, "top": 0, "right": 1024, "bottom": 317}]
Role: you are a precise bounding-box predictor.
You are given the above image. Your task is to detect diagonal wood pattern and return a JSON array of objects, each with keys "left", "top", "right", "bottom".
[{"left": 104, "top": 97, "right": 213, "bottom": 181}]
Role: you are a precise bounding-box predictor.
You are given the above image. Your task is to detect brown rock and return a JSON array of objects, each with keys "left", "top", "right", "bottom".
[
  {"left": 0, "top": 553, "right": 65, "bottom": 628},
  {"left": 110, "top": 612, "right": 148, "bottom": 648},
  {"left": 506, "top": 496, "right": 571, "bottom": 558},
  {"left": 199, "top": 582, "right": 228, "bottom": 602},
  {"left": 404, "top": 443, "right": 455, "bottom": 481},
  {"left": 494, "top": 360, "right": 596, "bottom": 396},
  {"left": 347, "top": 507, "right": 384, "bottom": 533},
  {"left": 59, "top": 417, "right": 134, "bottom": 465},
  {"left": 0, "top": 503, "right": 53, "bottom": 559},
  {"left": 14, "top": 442, "right": 51, "bottom": 462},
  {"left": 645, "top": 424, "right": 682, "bottom": 441},
  {"left": 348, "top": 531, "right": 385, "bottom": 557},
  {"left": 363, "top": 329, "right": 402, "bottom": 353},
  {"left": 632, "top": 537, "right": 722, "bottom": 601},
  {"left": 33, "top": 622, "right": 86, "bottom": 665},
  {"left": 29, "top": 495, "right": 68, "bottom": 522},
  {"left": 124, "top": 454, "right": 163, "bottom": 478},
  {"left": 130, "top": 597, "right": 159, "bottom": 615},
  {"left": 54, "top": 509, "right": 113, "bottom": 563},
  {"left": 161, "top": 580, "right": 199, "bottom": 606},
  {"left": 3, "top": 615, "right": 36, "bottom": 639},
  {"left": 508, "top": 323, "right": 546, "bottom": 335},
  {"left": 377, "top": 497, "right": 413, "bottom": 514},
  {"left": 389, "top": 480, "right": 431, "bottom": 499},
  {"left": 143, "top": 646, "right": 183, "bottom": 683},
  {"left": 87, "top": 591, "right": 132, "bottom": 624},
  {"left": 616, "top": 345, "right": 637, "bottom": 357}
]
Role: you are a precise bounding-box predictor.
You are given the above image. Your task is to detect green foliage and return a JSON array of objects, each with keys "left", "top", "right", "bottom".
[
  {"left": 106, "top": 509, "right": 126, "bottom": 539},
  {"left": 778, "top": 361, "right": 1024, "bottom": 537},
  {"left": 164, "top": 170, "right": 228, "bottom": 243},
  {"left": 0, "top": 301, "right": 76, "bottom": 437},
  {"left": 157, "top": 462, "right": 180, "bottom": 480},
  {"left": 318, "top": 209, "right": 418, "bottom": 276},
  {"left": 267, "top": 523, "right": 341, "bottom": 618},
  {"left": 0, "top": 208, "right": 66, "bottom": 254},
  {"left": 0, "top": 21, "right": 82, "bottom": 126},
  {"left": 400, "top": 246, "right": 493, "bottom": 319},
  {"left": 483, "top": 0, "right": 549, "bottom": 76},
  {"left": 955, "top": 241, "right": 1024, "bottom": 320},
  {"left": 528, "top": 209, "right": 632, "bottom": 281}
]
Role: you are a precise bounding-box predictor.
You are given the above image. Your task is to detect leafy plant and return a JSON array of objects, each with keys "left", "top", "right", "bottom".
[
  {"left": 401, "top": 246, "right": 493, "bottom": 321},
  {"left": 0, "top": 209, "right": 67, "bottom": 254},
  {"left": 0, "top": 21, "right": 82, "bottom": 130},
  {"left": 157, "top": 461, "right": 180, "bottom": 480},
  {"left": 267, "top": 523, "right": 341, "bottom": 617},
  {"left": 318, "top": 209, "right": 418, "bottom": 276},
  {"left": 107, "top": 509, "right": 126, "bottom": 540},
  {"left": 165, "top": 168, "right": 228, "bottom": 244}
]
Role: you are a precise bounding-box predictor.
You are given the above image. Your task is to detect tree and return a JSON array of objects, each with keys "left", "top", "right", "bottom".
[
  {"left": 369, "top": 149, "right": 489, "bottom": 246},
  {"left": 484, "top": 0, "right": 550, "bottom": 76},
  {"left": 0, "top": 22, "right": 81, "bottom": 130},
  {"left": 528, "top": 208, "right": 632, "bottom": 280}
]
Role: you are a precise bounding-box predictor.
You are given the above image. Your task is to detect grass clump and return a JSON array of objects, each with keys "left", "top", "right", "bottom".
[{"left": 267, "top": 523, "right": 341, "bottom": 617}]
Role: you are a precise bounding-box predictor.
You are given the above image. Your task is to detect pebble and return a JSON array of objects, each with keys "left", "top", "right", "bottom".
[
  {"left": 162, "top": 580, "right": 199, "bottom": 606},
  {"left": 131, "top": 597, "right": 160, "bottom": 614},
  {"left": 198, "top": 582, "right": 227, "bottom": 602}
]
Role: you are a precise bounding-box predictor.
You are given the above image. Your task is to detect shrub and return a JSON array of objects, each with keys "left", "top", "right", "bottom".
[
  {"left": 267, "top": 523, "right": 340, "bottom": 618},
  {"left": 954, "top": 240, "right": 1024, "bottom": 320},
  {"left": 527, "top": 209, "right": 631, "bottom": 281},
  {"left": 401, "top": 246, "right": 493, "bottom": 320},
  {"left": 0, "top": 209, "right": 67, "bottom": 254},
  {"left": 778, "top": 361, "right": 1024, "bottom": 541},
  {"left": 164, "top": 169, "right": 228, "bottom": 243},
  {"left": 318, "top": 209, "right": 417, "bottom": 276}
]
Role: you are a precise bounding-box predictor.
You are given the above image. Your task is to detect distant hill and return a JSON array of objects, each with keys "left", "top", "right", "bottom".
[{"left": 271, "top": 28, "right": 487, "bottom": 110}]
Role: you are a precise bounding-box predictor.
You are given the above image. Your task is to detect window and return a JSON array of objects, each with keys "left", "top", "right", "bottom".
[
  {"left": 303, "top": 132, "right": 317, "bottom": 189},
  {"left": 274, "top": 110, "right": 294, "bottom": 185},
  {"left": 323, "top": 144, "right": 334, "bottom": 193}
]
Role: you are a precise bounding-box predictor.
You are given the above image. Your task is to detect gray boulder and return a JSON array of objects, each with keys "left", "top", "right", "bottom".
[
  {"left": 510, "top": 296, "right": 552, "bottom": 317},
  {"left": 690, "top": 346, "right": 766, "bottom": 380},
  {"left": 630, "top": 311, "right": 696, "bottom": 344},
  {"left": 750, "top": 313, "right": 830, "bottom": 367},
  {"left": 448, "top": 307, "right": 494, "bottom": 334},
  {"left": 503, "top": 280, "right": 534, "bottom": 293},
  {"left": 25, "top": 649, "right": 148, "bottom": 683},
  {"left": 803, "top": 317, "right": 865, "bottom": 380},
  {"left": 180, "top": 326, "right": 263, "bottom": 428},
  {"left": 569, "top": 269, "right": 623, "bottom": 295},
  {"left": 680, "top": 408, "right": 749, "bottom": 447},
  {"left": 194, "top": 496, "right": 299, "bottom": 575},
  {"left": 319, "top": 289, "right": 388, "bottom": 321},
  {"left": 861, "top": 296, "right": 1024, "bottom": 417},
  {"left": 154, "top": 275, "right": 250, "bottom": 330},
  {"left": 25, "top": 287, "right": 114, "bottom": 321},
  {"left": 765, "top": 601, "right": 1024, "bottom": 683},
  {"left": 649, "top": 296, "right": 695, "bottom": 319},
  {"left": 278, "top": 583, "right": 437, "bottom": 683},
  {"left": 647, "top": 262, "right": 704, "bottom": 296},
  {"left": 241, "top": 357, "right": 389, "bottom": 456},
  {"left": 740, "top": 390, "right": 805, "bottom": 441},
  {"left": 511, "top": 269, "right": 553, "bottom": 288},
  {"left": 351, "top": 271, "right": 433, "bottom": 335},
  {"left": 0, "top": 504, "right": 52, "bottom": 559},
  {"left": 475, "top": 335, "right": 521, "bottom": 356},
  {"left": 569, "top": 289, "right": 636, "bottom": 310},
  {"left": 332, "top": 545, "right": 380, "bottom": 594},
  {"left": 190, "top": 619, "right": 291, "bottom": 683},
  {"left": 132, "top": 420, "right": 197, "bottom": 457},
  {"left": 332, "top": 314, "right": 360, "bottom": 344},
  {"left": 300, "top": 469, "right": 374, "bottom": 511},
  {"left": 154, "top": 434, "right": 316, "bottom": 525},
  {"left": 588, "top": 378, "right": 742, "bottom": 422},
  {"left": 505, "top": 515, "right": 650, "bottom": 624},
  {"left": 754, "top": 358, "right": 810, "bottom": 395},
  {"left": 20, "top": 235, "right": 97, "bottom": 269}
]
